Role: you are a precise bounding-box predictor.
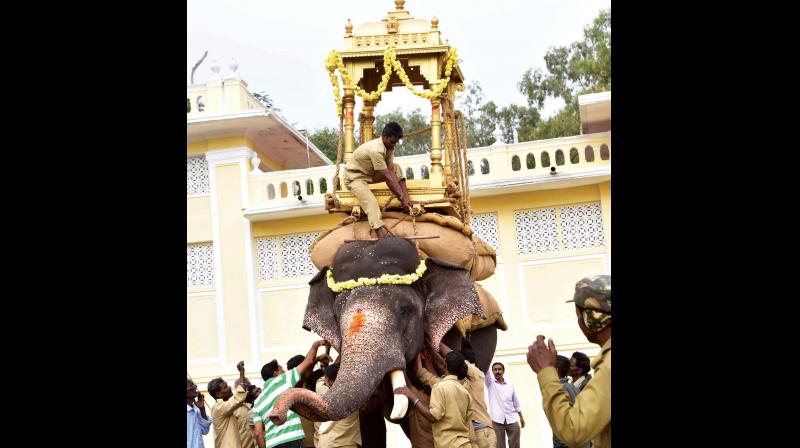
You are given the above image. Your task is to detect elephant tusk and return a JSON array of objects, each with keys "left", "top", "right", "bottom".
[
  {"left": 389, "top": 369, "right": 409, "bottom": 420},
  {"left": 319, "top": 421, "right": 334, "bottom": 435}
]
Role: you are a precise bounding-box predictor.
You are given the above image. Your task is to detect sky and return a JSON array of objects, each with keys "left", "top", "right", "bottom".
[{"left": 187, "top": 0, "right": 610, "bottom": 131}]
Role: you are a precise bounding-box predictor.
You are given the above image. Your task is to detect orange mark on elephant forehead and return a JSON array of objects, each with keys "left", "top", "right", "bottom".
[{"left": 348, "top": 308, "right": 366, "bottom": 336}]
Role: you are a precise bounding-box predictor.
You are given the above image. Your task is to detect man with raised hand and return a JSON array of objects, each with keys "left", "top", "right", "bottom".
[{"left": 253, "top": 340, "right": 327, "bottom": 448}]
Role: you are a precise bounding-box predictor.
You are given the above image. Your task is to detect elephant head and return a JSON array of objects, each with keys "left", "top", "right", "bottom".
[{"left": 268, "top": 236, "right": 483, "bottom": 424}]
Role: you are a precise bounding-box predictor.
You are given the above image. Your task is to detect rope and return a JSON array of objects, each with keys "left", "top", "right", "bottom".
[
  {"left": 457, "top": 110, "right": 471, "bottom": 224},
  {"left": 331, "top": 102, "right": 346, "bottom": 208},
  {"left": 403, "top": 126, "right": 432, "bottom": 138}
]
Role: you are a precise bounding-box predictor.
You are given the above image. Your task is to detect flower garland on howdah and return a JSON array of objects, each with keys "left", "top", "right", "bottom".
[
  {"left": 325, "top": 47, "right": 458, "bottom": 116},
  {"left": 326, "top": 259, "right": 427, "bottom": 293}
]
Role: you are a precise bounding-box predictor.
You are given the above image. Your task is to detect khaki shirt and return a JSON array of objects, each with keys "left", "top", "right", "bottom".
[
  {"left": 212, "top": 384, "right": 249, "bottom": 448},
  {"left": 418, "top": 362, "right": 493, "bottom": 428},
  {"left": 537, "top": 338, "right": 611, "bottom": 448},
  {"left": 429, "top": 375, "right": 473, "bottom": 448},
  {"left": 316, "top": 377, "right": 362, "bottom": 448},
  {"left": 344, "top": 138, "right": 394, "bottom": 182},
  {"left": 233, "top": 403, "right": 256, "bottom": 448}
]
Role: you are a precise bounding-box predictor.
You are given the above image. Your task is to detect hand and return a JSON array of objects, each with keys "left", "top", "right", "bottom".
[
  {"left": 520, "top": 415, "right": 526, "bottom": 428},
  {"left": 196, "top": 391, "right": 205, "bottom": 407},
  {"left": 237, "top": 361, "right": 245, "bottom": 373},
  {"left": 526, "top": 335, "right": 558, "bottom": 373},
  {"left": 317, "top": 354, "right": 332, "bottom": 366},
  {"left": 314, "top": 339, "right": 327, "bottom": 348},
  {"left": 393, "top": 386, "right": 417, "bottom": 401}
]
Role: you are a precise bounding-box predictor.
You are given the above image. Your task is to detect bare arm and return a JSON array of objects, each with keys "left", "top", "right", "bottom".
[
  {"left": 394, "top": 386, "right": 436, "bottom": 423},
  {"left": 255, "top": 422, "right": 266, "bottom": 448},
  {"left": 378, "top": 168, "right": 410, "bottom": 208},
  {"left": 297, "top": 340, "right": 327, "bottom": 377}
]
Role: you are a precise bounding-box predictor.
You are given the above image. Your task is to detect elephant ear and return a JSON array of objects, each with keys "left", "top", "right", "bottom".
[
  {"left": 303, "top": 267, "right": 342, "bottom": 352},
  {"left": 419, "top": 258, "right": 485, "bottom": 350}
]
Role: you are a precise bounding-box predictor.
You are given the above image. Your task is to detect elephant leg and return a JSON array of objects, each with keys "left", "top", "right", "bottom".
[
  {"left": 465, "top": 325, "right": 498, "bottom": 373},
  {"left": 359, "top": 401, "right": 386, "bottom": 448}
]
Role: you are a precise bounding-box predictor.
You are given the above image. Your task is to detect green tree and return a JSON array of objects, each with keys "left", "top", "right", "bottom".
[
  {"left": 518, "top": 8, "right": 610, "bottom": 138},
  {"left": 458, "top": 81, "right": 539, "bottom": 146},
  {"left": 457, "top": 81, "right": 496, "bottom": 147},
  {"left": 373, "top": 108, "right": 435, "bottom": 156},
  {"left": 308, "top": 126, "right": 341, "bottom": 162}
]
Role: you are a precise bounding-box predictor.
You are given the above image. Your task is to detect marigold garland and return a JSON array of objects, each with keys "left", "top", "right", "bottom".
[
  {"left": 325, "top": 47, "right": 459, "bottom": 116},
  {"left": 326, "top": 259, "right": 428, "bottom": 293}
]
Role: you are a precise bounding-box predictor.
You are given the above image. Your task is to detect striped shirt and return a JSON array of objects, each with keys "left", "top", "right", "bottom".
[{"left": 253, "top": 367, "right": 305, "bottom": 448}]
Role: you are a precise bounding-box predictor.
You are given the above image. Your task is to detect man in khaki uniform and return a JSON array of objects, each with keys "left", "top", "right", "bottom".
[
  {"left": 527, "top": 275, "right": 612, "bottom": 448},
  {"left": 316, "top": 363, "right": 361, "bottom": 448},
  {"left": 344, "top": 122, "right": 414, "bottom": 238},
  {"left": 396, "top": 351, "right": 473, "bottom": 448},
  {"left": 417, "top": 344, "right": 497, "bottom": 448},
  {"left": 209, "top": 361, "right": 251, "bottom": 448}
]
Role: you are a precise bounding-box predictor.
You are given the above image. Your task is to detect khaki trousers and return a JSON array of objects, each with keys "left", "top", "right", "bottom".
[
  {"left": 470, "top": 426, "right": 497, "bottom": 448},
  {"left": 344, "top": 164, "right": 404, "bottom": 230}
]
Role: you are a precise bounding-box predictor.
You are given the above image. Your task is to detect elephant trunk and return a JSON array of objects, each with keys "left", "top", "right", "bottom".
[{"left": 271, "top": 291, "right": 408, "bottom": 423}]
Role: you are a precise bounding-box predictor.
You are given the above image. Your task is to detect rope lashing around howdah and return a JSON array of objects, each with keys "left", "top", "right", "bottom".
[{"left": 326, "top": 259, "right": 427, "bottom": 293}]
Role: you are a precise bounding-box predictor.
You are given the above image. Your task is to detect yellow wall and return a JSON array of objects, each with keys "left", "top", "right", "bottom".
[
  {"left": 187, "top": 153, "right": 610, "bottom": 448},
  {"left": 187, "top": 197, "right": 212, "bottom": 243}
]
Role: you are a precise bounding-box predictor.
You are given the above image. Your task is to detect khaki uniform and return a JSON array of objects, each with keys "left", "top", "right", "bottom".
[
  {"left": 537, "top": 338, "right": 611, "bottom": 448},
  {"left": 419, "top": 363, "right": 495, "bottom": 448},
  {"left": 343, "top": 138, "right": 404, "bottom": 229},
  {"left": 429, "top": 375, "right": 473, "bottom": 448},
  {"left": 316, "top": 378, "right": 362, "bottom": 448},
  {"left": 211, "top": 384, "right": 249, "bottom": 448},
  {"left": 233, "top": 403, "right": 256, "bottom": 448}
]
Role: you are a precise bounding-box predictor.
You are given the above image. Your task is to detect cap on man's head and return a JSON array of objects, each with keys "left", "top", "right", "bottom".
[{"left": 566, "top": 275, "right": 611, "bottom": 314}]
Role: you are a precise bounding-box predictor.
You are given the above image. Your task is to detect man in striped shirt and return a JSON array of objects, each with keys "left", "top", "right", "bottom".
[{"left": 253, "top": 340, "right": 327, "bottom": 448}]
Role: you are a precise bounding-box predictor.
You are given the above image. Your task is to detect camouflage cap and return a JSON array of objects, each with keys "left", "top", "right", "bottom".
[{"left": 566, "top": 275, "right": 611, "bottom": 314}]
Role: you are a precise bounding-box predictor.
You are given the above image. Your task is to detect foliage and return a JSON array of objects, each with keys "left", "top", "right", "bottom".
[
  {"left": 308, "top": 126, "right": 341, "bottom": 162},
  {"left": 252, "top": 91, "right": 281, "bottom": 112},
  {"left": 373, "top": 108, "right": 436, "bottom": 157}
]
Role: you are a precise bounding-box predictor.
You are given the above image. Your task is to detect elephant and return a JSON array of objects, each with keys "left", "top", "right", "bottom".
[{"left": 267, "top": 236, "right": 498, "bottom": 444}]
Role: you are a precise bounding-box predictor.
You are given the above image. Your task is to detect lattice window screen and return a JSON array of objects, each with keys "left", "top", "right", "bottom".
[
  {"left": 187, "top": 155, "right": 210, "bottom": 196},
  {"left": 514, "top": 208, "right": 559, "bottom": 254},
  {"left": 256, "top": 237, "right": 280, "bottom": 281},
  {"left": 187, "top": 243, "right": 215, "bottom": 288},
  {"left": 471, "top": 212, "right": 501, "bottom": 256},
  {"left": 560, "top": 203, "right": 605, "bottom": 249},
  {"left": 257, "top": 233, "right": 320, "bottom": 280},
  {"left": 280, "top": 232, "right": 319, "bottom": 278}
]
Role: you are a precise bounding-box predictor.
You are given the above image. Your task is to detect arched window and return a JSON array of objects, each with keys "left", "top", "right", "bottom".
[
  {"left": 585, "top": 146, "right": 595, "bottom": 162},
  {"left": 421, "top": 165, "right": 430, "bottom": 179},
  {"left": 541, "top": 151, "right": 551, "bottom": 167},
  {"left": 480, "top": 158, "right": 490, "bottom": 174},
  {"left": 555, "top": 150, "right": 565, "bottom": 166},
  {"left": 467, "top": 160, "right": 475, "bottom": 176},
  {"left": 319, "top": 178, "right": 327, "bottom": 194},
  {"left": 600, "top": 144, "right": 610, "bottom": 160},
  {"left": 306, "top": 179, "right": 314, "bottom": 195},
  {"left": 280, "top": 182, "right": 288, "bottom": 198},
  {"left": 526, "top": 153, "right": 535, "bottom": 169},
  {"left": 570, "top": 148, "right": 579, "bottom": 164},
  {"left": 267, "top": 184, "right": 275, "bottom": 200},
  {"left": 292, "top": 181, "right": 301, "bottom": 196},
  {"left": 511, "top": 155, "right": 521, "bottom": 171},
  {"left": 406, "top": 167, "right": 415, "bottom": 180}
]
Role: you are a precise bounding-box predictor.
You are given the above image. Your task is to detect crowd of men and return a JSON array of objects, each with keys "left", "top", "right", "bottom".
[{"left": 188, "top": 275, "right": 611, "bottom": 448}]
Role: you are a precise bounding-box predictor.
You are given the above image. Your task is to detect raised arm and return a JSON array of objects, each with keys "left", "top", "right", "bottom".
[
  {"left": 394, "top": 386, "right": 436, "bottom": 423},
  {"left": 297, "top": 340, "right": 327, "bottom": 377}
]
